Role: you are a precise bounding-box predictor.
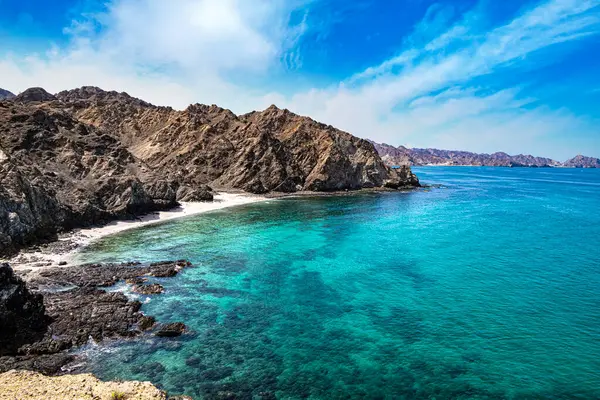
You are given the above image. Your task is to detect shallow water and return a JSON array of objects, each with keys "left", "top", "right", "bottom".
[{"left": 79, "top": 167, "right": 600, "bottom": 399}]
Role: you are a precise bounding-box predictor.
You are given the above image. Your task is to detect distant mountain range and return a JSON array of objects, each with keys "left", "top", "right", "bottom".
[{"left": 370, "top": 141, "right": 600, "bottom": 169}]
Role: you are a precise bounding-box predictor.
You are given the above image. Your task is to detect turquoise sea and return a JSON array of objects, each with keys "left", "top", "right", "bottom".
[{"left": 78, "top": 167, "right": 600, "bottom": 399}]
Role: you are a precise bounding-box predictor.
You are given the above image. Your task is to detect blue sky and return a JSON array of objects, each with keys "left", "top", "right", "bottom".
[{"left": 0, "top": 0, "right": 599, "bottom": 160}]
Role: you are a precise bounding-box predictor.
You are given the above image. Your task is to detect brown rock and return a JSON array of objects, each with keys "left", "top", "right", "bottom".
[
  {"left": 132, "top": 283, "right": 164, "bottom": 295},
  {"left": 155, "top": 322, "right": 186, "bottom": 337}
]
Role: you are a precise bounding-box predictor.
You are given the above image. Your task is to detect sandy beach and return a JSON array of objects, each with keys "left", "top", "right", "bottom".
[{"left": 5, "top": 192, "right": 268, "bottom": 271}]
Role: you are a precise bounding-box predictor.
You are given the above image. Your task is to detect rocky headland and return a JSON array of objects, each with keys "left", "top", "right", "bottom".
[
  {"left": 0, "top": 86, "right": 418, "bottom": 256},
  {"left": 371, "top": 141, "right": 599, "bottom": 168}
]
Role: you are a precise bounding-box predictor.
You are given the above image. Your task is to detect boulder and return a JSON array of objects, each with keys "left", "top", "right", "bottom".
[
  {"left": 0, "top": 263, "right": 48, "bottom": 356},
  {"left": 155, "top": 322, "right": 186, "bottom": 337}
]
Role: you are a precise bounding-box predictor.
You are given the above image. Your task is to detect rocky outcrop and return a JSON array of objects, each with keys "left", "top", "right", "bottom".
[
  {"left": 371, "top": 141, "right": 562, "bottom": 167},
  {"left": 133, "top": 283, "right": 164, "bottom": 295},
  {"left": 0, "top": 264, "right": 48, "bottom": 356},
  {"left": 563, "top": 155, "right": 600, "bottom": 168},
  {"left": 0, "top": 86, "right": 418, "bottom": 255},
  {"left": 0, "top": 89, "right": 15, "bottom": 101},
  {"left": 0, "top": 261, "right": 190, "bottom": 374},
  {"left": 0, "top": 370, "right": 168, "bottom": 400}
]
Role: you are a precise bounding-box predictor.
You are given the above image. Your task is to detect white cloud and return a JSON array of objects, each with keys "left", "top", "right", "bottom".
[
  {"left": 1, "top": 0, "right": 599, "bottom": 159},
  {"left": 1, "top": 0, "right": 310, "bottom": 109},
  {"left": 278, "top": 0, "right": 600, "bottom": 160}
]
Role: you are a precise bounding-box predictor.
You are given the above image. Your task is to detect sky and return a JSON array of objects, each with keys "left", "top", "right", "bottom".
[{"left": 0, "top": 0, "right": 599, "bottom": 160}]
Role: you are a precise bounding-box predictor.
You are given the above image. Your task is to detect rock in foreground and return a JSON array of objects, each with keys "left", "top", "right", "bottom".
[
  {"left": 0, "top": 263, "right": 48, "bottom": 356},
  {"left": 0, "top": 369, "right": 167, "bottom": 400},
  {"left": 0, "top": 261, "right": 191, "bottom": 375}
]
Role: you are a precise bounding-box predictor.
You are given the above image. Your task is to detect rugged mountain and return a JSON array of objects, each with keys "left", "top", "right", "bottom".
[
  {"left": 371, "top": 142, "right": 562, "bottom": 167},
  {"left": 0, "top": 86, "right": 418, "bottom": 255},
  {"left": 55, "top": 87, "right": 416, "bottom": 193},
  {"left": 563, "top": 155, "right": 600, "bottom": 168},
  {"left": 0, "top": 90, "right": 200, "bottom": 254},
  {"left": 0, "top": 89, "right": 15, "bottom": 101}
]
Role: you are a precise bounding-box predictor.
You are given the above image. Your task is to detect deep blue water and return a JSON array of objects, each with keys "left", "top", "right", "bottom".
[{"left": 77, "top": 167, "right": 600, "bottom": 399}]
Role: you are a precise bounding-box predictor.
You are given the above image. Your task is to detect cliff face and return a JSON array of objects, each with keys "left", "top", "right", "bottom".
[
  {"left": 0, "top": 264, "right": 47, "bottom": 356},
  {"left": 0, "top": 93, "right": 194, "bottom": 254},
  {"left": 0, "top": 87, "right": 418, "bottom": 254},
  {"left": 371, "top": 141, "right": 565, "bottom": 167}
]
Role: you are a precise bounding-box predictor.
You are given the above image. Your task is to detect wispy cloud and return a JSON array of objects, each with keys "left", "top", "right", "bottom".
[
  {"left": 0, "top": 0, "right": 314, "bottom": 109},
  {"left": 281, "top": 0, "right": 600, "bottom": 159},
  {"left": 0, "top": 0, "right": 599, "bottom": 159}
]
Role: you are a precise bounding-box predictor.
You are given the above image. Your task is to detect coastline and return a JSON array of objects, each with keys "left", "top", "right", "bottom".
[
  {"left": 4, "top": 187, "right": 422, "bottom": 273},
  {"left": 5, "top": 192, "right": 268, "bottom": 272}
]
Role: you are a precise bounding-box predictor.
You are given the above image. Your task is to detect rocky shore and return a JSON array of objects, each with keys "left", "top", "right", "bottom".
[{"left": 0, "top": 261, "right": 191, "bottom": 375}]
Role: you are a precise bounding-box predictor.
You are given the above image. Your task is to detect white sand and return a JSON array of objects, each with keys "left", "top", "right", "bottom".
[{"left": 6, "top": 192, "right": 268, "bottom": 271}]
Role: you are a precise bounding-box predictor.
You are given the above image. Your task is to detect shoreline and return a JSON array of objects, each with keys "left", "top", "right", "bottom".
[
  {"left": 4, "top": 187, "right": 423, "bottom": 273},
  {"left": 5, "top": 192, "right": 268, "bottom": 272}
]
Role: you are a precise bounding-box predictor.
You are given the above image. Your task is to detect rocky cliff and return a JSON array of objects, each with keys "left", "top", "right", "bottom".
[
  {"left": 0, "top": 87, "right": 418, "bottom": 255},
  {"left": 370, "top": 141, "right": 595, "bottom": 168}
]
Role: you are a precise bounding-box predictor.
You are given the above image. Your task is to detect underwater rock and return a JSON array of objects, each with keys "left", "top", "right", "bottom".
[
  {"left": 200, "top": 367, "right": 234, "bottom": 381},
  {"left": 156, "top": 322, "right": 187, "bottom": 337},
  {"left": 139, "top": 315, "right": 157, "bottom": 330}
]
